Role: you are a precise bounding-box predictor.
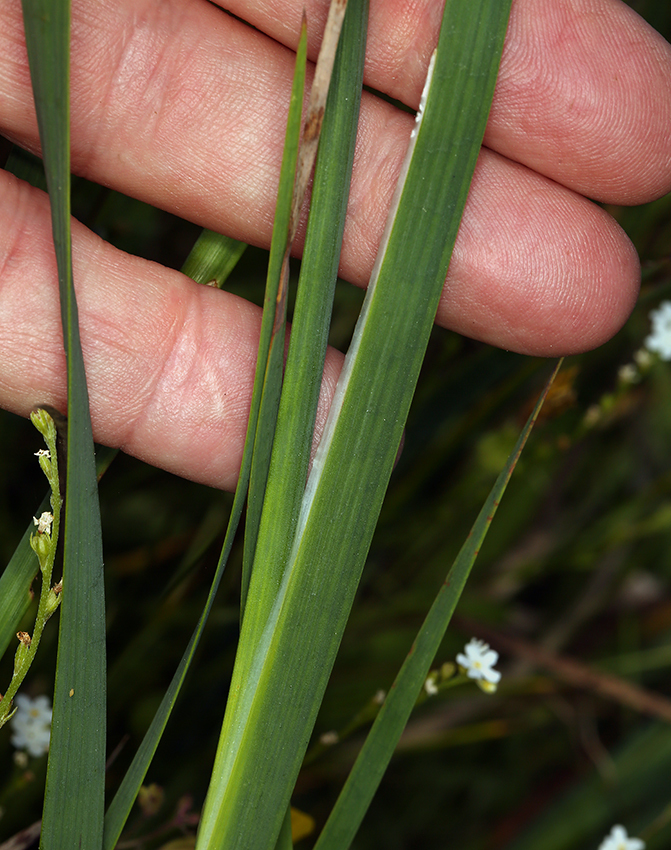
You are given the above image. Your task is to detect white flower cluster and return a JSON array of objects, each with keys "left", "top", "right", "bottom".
[
  {"left": 456, "top": 638, "right": 501, "bottom": 692},
  {"left": 598, "top": 825, "right": 644, "bottom": 850},
  {"left": 10, "top": 694, "right": 52, "bottom": 757},
  {"left": 645, "top": 301, "right": 671, "bottom": 360},
  {"left": 33, "top": 511, "right": 54, "bottom": 535}
]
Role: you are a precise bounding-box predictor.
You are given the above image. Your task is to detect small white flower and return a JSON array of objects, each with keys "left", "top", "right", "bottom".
[
  {"left": 12, "top": 721, "right": 52, "bottom": 758},
  {"left": 319, "top": 731, "right": 339, "bottom": 746},
  {"left": 634, "top": 348, "right": 653, "bottom": 370},
  {"left": 34, "top": 449, "right": 51, "bottom": 459},
  {"left": 424, "top": 676, "right": 439, "bottom": 697},
  {"left": 33, "top": 512, "right": 53, "bottom": 535},
  {"left": 645, "top": 301, "right": 671, "bottom": 360},
  {"left": 617, "top": 364, "right": 639, "bottom": 385},
  {"left": 583, "top": 404, "right": 601, "bottom": 427},
  {"left": 373, "top": 689, "right": 386, "bottom": 705},
  {"left": 597, "top": 824, "right": 645, "bottom": 850},
  {"left": 456, "top": 638, "right": 501, "bottom": 692},
  {"left": 13, "top": 751, "right": 28, "bottom": 769},
  {"left": 10, "top": 694, "right": 52, "bottom": 758}
]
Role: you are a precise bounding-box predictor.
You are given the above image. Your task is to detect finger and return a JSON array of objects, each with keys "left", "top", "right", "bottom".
[
  {"left": 487, "top": 0, "right": 671, "bottom": 204},
  {"left": 0, "top": 0, "right": 647, "bottom": 352},
  {"left": 0, "top": 170, "right": 343, "bottom": 491},
  {"left": 216, "top": 0, "right": 671, "bottom": 204},
  {"left": 436, "top": 148, "right": 640, "bottom": 355}
]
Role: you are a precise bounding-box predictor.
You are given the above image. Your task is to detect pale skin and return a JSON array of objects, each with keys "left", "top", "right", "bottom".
[{"left": 0, "top": 0, "right": 670, "bottom": 491}]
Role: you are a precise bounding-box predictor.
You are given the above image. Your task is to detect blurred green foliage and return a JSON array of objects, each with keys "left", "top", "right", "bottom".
[{"left": 2, "top": 1, "right": 671, "bottom": 847}]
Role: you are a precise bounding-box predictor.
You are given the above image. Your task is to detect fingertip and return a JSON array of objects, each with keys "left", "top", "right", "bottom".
[
  {"left": 488, "top": 0, "right": 671, "bottom": 205},
  {"left": 437, "top": 153, "right": 641, "bottom": 357}
]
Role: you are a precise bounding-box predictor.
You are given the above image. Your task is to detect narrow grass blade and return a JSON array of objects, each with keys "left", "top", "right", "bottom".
[
  {"left": 21, "top": 0, "right": 107, "bottom": 847},
  {"left": 109, "top": 7, "right": 360, "bottom": 845},
  {"left": 234, "top": 0, "right": 366, "bottom": 691},
  {"left": 102, "top": 492, "right": 242, "bottom": 849},
  {"left": 103, "top": 235, "right": 258, "bottom": 845},
  {"left": 196, "top": 3, "right": 511, "bottom": 848},
  {"left": 240, "top": 18, "right": 307, "bottom": 607},
  {"left": 314, "top": 362, "right": 562, "bottom": 850}
]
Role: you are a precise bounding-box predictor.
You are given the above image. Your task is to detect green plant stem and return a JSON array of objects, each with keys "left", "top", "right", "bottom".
[{"left": 0, "top": 410, "right": 62, "bottom": 726}]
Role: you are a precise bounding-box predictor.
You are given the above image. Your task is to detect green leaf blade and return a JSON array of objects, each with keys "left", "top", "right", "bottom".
[
  {"left": 196, "top": 2, "right": 512, "bottom": 848},
  {"left": 239, "top": 17, "right": 308, "bottom": 612},
  {"left": 180, "top": 230, "right": 247, "bottom": 289},
  {"left": 21, "top": 0, "right": 107, "bottom": 846},
  {"left": 314, "top": 362, "right": 562, "bottom": 850}
]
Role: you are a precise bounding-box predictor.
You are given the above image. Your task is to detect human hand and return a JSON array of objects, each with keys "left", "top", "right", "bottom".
[{"left": 0, "top": 0, "right": 669, "bottom": 490}]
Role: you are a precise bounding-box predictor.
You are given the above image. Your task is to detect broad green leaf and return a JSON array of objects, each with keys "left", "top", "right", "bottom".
[
  {"left": 197, "top": 3, "right": 512, "bottom": 848},
  {"left": 314, "top": 362, "right": 562, "bottom": 850},
  {"left": 197, "top": 3, "right": 365, "bottom": 848},
  {"left": 21, "top": 0, "right": 107, "bottom": 846}
]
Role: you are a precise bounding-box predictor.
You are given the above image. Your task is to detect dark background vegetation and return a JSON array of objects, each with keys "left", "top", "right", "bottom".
[{"left": 1, "top": 2, "right": 671, "bottom": 847}]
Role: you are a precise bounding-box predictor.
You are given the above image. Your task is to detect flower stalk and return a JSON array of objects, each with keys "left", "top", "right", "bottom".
[{"left": 0, "top": 408, "right": 63, "bottom": 727}]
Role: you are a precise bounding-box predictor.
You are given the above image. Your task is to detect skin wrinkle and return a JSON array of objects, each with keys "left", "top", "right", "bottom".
[
  {"left": 0, "top": 7, "right": 32, "bottom": 125},
  {"left": 80, "top": 272, "right": 185, "bottom": 435},
  {"left": 366, "top": 0, "right": 438, "bottom": 98},
  {"left": 125, "top": 292, "right": 222, "bottom": 466},
  {"left": 79, "top": 264, "right": 246, "bottom": 464},
  {"left": 546, "top": 8, "right": 641, "bottom": 187}
]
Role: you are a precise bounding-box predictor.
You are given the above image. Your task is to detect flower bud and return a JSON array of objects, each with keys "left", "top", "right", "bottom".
[
  {"left": 30, "top": 408, "right": 57, "bottom": 446},
  {"left": 440, "top": 661, "right": 456, "bottom": 680},
  {"left": 13, "top": 633, "right": 32, "bottom": 673},
  {"left": 43, "top": 586, "right": 63, "bottom": 620},
  {"left": 29, "top": 532, "right": 51, "bottom": 566}
]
